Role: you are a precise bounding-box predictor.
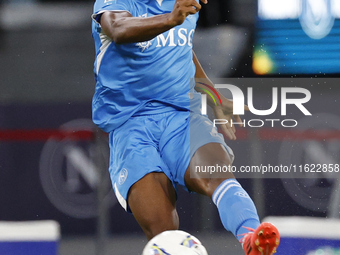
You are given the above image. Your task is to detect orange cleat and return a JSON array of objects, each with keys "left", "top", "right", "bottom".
[{"left": 240, "top": 222, "right": 280, "bottom": 255}]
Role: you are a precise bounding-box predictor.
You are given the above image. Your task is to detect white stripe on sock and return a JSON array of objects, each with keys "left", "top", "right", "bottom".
[
  {"left": 215, "top": 184, "right": 241, "bottom": 207},
  {"left": 212, "top": 179, "right": 240, "bottom": 205}
]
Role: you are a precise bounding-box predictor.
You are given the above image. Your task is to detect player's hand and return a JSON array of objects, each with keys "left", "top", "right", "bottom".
[
  {"left": 170, "top": 0, "right": 203, "bottom": 26},
  {"left": 212, "top": 98, "right": 249, "bottom": 140}
]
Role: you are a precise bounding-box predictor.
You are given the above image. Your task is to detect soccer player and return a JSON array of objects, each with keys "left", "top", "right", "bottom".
[{"left": 91, "top": 0, "right": 280, "bottom": 254}]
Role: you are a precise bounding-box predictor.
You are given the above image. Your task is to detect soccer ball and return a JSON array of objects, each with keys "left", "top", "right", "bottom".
[{"left": 142, "top": 230, "right": 208, "bottom": 255}]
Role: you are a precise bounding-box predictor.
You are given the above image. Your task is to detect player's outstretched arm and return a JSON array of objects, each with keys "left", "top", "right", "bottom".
[
  {"left": 99, "top": 0, "right": 204, "bottom": 44},
  {"left": 193, "top": 50, "right": 248, "bottom": 140}
]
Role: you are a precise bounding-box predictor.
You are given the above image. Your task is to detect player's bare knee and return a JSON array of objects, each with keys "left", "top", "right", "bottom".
[
  {"left": 185, "top": 174, "right": 227, "bottom": 198},
  {"left": 201, "top": 178, "right": 230, "bottom": 197},
  {"left": 185, "top": 162, "right": 234, "bottom": 198}
]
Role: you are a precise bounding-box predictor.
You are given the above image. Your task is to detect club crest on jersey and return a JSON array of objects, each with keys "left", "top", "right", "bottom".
[
  {"left": 136, "top": 13, "right": 154, "bottom": 52},
  {"left": 136, "top": 39, "right": 154, "bottom": 52}
]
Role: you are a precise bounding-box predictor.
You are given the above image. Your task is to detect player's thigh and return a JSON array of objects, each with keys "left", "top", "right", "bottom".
[
  {"left": 184, "top": 142, "right": 235, "bottom": 198},
  {"left": 109, "top": 114, "right": 173, "bottom": 211},
  {"left": 128, "top": 172, "right": 179, "bottom": 240},
  {"left": 161, "top": 111, "right": 235, "bottom": 193},
  {"left": 183, "top": 112, "right": 235, "bottom": 197}
]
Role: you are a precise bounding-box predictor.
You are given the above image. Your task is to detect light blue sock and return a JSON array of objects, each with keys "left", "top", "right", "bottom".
[{"left": 212, "top": 179, "right": 260, "bottom": 241}]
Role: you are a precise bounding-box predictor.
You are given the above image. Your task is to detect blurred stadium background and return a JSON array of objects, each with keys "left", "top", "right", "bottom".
[{"left": 0, "top": 0, "right": 340, "bottom": 254}]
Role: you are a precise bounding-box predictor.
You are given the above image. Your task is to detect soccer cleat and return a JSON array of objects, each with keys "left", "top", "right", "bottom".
[{"left": 240, "top": 222, "right": 280, "bottom": 255}]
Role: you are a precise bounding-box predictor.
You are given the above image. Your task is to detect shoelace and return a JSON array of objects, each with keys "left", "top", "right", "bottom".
[{"left": 238, "top": 226, "right": 256, "bottom": 245}]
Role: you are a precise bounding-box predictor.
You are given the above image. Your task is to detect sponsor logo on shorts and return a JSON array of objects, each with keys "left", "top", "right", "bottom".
[{"left": 118, "top": 168, "right": 128, "bottom": 185}]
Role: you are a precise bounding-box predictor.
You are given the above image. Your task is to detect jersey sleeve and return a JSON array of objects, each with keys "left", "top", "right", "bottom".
[{"left": 92, "top": 0, "right": 132, "bottom": 23}]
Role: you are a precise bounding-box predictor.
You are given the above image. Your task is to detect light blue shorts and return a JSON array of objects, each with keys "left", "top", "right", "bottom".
[{"left": 109, "top": 110, "right": 234, "bottom": 211}]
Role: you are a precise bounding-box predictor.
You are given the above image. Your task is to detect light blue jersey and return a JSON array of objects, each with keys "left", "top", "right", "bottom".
[
  {"left": 91, "top": 0, "right": 235, "bottom": 213},
  {"left": 91, "top": 0, "right": 200, "bottom": 132}
]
